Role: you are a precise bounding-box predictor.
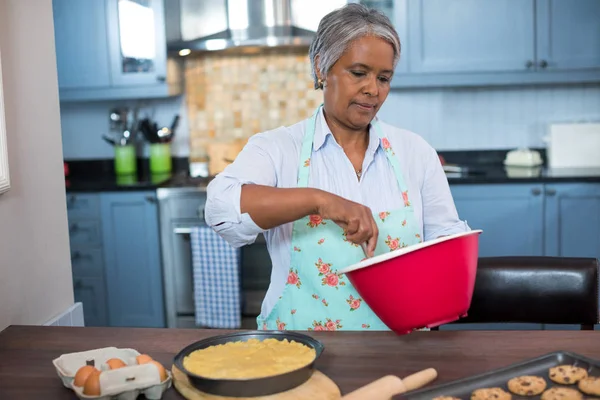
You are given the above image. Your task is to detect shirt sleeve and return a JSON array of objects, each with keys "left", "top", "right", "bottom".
[
  {"left": 205, "top": 133, "right": 281, "bottom": 248},
  {"left": 421, "top": 146, "right": 471, "bottom": 241}
]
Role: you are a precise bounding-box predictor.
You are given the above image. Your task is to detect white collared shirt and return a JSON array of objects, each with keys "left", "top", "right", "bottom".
[{"left": 205, "top": 108, "right": 470, "bottom": 317}]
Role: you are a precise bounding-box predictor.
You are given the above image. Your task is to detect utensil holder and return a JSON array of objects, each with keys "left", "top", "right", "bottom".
[
  {"left": 114, "top": 145, "right": 137, "bottom": 175},
  {"left": 150, "top": 143, "right": 172, "bottom": 174}
]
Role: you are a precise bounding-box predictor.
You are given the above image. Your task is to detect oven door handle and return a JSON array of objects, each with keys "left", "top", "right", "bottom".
[{"left": 173, "top": 227, "right": 192, "bottom": 234}]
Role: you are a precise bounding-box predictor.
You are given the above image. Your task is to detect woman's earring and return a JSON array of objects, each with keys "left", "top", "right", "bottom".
[{"left": 318, "top": 79, "right": 324, "bottom": 89}]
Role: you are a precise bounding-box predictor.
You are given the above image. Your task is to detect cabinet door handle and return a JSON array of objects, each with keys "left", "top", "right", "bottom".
[
  {"left": 531, "top": 188, "right": 542, "bottom": 196},
  {"left": 74, "top": 279, "right": 83, "bottom": 290},
  {"left": 539, "top": 60, "right": 548, "bottom": 69},
  {"left": 69, "top": 223, "right": 79, "bottom": 233},
  {"left": 546, "top": 188, "right": 556, "bottom": 196},
  {"left": 525, "top": 60, "right": 534, "bottom": 69},
  {"left": 72, "top": 251, "right": 81, "bottom": 260},
  {"left": 145, "top": 196, "right": 157, "bottom": 204},
  {"left": 156, "top": 75, "right": 166, "bottom": 82}
]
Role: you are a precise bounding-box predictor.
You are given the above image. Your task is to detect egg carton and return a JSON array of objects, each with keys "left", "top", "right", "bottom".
[{"left": 52, "top": 347, "right": 172, "bottom": 400}]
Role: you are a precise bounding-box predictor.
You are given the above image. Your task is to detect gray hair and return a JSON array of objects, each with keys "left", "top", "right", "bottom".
[{"left": 309, "top": 3, "right": 401, "bottom": 89}]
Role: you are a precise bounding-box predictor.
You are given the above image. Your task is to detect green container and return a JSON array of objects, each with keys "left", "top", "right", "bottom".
[
  {"left": 114, "top": 145, "right": 137, "bottom": 175},
  {"left": 150, "top": 143, "right": 172, "bottom": 174},
  {"left": 116, "top": 174, "right": 137, "bottom": 186}
]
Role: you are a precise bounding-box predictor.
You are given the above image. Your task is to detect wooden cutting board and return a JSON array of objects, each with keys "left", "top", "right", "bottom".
[{"left": 171, "top": 365, "right": 341, "bottom": 400}]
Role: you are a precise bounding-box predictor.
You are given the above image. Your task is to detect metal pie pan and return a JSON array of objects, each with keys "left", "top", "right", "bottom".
[{"left": 173, "top": 330, "right": 325, "bottom": 397}]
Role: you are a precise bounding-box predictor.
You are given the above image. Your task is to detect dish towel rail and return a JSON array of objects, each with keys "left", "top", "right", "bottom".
[{"left": 190, "top": 225, "right": 242, "bottom": 329}]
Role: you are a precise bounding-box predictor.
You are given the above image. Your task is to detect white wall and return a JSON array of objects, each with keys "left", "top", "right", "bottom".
[
  {"left": 60, "top": 82, "right": 600, "bottom": 159},
  {"left": 379, "top": 83, "right": 600, "bottom": 150},
  {"left": 0, "top": 0, "right": 73, "bottom": 331},
  {"left": 60, "top": 95, "right": 190, "bottom": 160}
]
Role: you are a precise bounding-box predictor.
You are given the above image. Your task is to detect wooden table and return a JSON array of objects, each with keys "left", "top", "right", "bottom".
[{"left": 1, "top": 326, "right": 599, "bottom": 399}]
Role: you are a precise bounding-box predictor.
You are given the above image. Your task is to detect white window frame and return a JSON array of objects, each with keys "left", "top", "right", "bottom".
[{"left": 0, "top": 48, "right": 10, "bottom": 195}]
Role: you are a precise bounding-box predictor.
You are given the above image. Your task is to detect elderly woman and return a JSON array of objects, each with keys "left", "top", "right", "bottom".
[{"left": 205, "top": 4, "right": 469, "bottom": 331}]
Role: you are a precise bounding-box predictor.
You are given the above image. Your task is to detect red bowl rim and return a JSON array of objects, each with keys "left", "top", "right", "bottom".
[{"left": 339, "top": 229, "right": 483, "bottom": 274}]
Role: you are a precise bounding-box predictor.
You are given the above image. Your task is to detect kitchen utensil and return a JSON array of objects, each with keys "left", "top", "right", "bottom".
[
  {"left": 504, "top": 165, "right": 542, "bottom": 178},
  {"left": 342, "top": 369, "right": 437, "bottom": 400},
  {"left": 503, "top": 148, "right": 543, "bottom": 167},
  {"left": 546, "top": 122, "right": 600, "bottom": 169},
  {"left": 156, "top": 115, "right": 179, "bottom": 143},
  {"left": 108, "top": 107, "right": 139, "bottom": 146},
  {"left": 403, "top": 351, "right": 600, "bottom": 400},
  {"left": 339, "top": 230, "right": 483, "bottom": 335},
  {"left": 173, "top": 331, "right": 324, "bottom": 397},
  {"left": 102, "top": 135, "right": 116, "bottom": 146},
  {"left": 172, "top": 366, "right": 340, "bottom": 399},
  {"left": 114, "top": 145, "right": 137, "bottom": 175},
  {"left": 140, "top": 118, "right": 158, "bottom": 143},
  {"left": 172, "top": 364, "right": 437, "bottom": 400},
  {"left": 150, "top": 143, "right": 172, "bottom": 174}
]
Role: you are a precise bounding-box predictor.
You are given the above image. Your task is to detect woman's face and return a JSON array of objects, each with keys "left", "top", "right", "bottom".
[{"left": 320, "top": 35, "right": 395, "bottom": 130}]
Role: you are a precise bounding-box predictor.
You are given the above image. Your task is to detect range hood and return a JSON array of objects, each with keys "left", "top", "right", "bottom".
[{"left": 166, "top": 0, "right": 348, "bottom": 53}]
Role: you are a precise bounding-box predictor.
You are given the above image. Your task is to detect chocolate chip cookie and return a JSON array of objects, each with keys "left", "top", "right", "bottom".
[
  {"left": 541, "top": 387, "right": 583, "bottom": 400},
  {"left": 578, "top": 376, "right": 600, "bottom": 396},
  {"left": 507, "top": 375, "right": 547, "bottom": 396},
  {"left": 470, "top": 387, "right": 512, "bottom": 400},
  {"left": 549, "top": 365, "right": 588, "bottom": 384}
]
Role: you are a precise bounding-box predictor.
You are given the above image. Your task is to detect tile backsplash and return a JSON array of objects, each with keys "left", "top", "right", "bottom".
[{"left": 184, "top": 48, "right": 323, "bottom": 160}]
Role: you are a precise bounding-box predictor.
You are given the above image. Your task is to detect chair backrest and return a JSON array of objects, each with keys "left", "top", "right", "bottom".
[{"left": 455, "top": 256, "right": 599, "bottom": 326}]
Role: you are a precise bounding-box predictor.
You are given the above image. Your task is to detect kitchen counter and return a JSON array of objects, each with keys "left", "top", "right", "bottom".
[
  {"left": 1, "top": 325, "right": 599, "bottom": 399},
  {"left": 445, "top": 165, "right": 600, "bottom": 184},
  {"left": 64, "top": 158, "right": 212, "bottom": 193},
  {"left": 63, "top": 151, "right": 600, "bottom": 193}
]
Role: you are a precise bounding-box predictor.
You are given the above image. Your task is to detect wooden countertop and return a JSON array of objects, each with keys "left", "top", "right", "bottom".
[{"left": 1, "top": 326, "right": 599, "bottom": 399}]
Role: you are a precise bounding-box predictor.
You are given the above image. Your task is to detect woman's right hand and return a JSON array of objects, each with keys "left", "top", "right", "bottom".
[{"left": 316, "top": 191, "right": 379, "bottom": 257}]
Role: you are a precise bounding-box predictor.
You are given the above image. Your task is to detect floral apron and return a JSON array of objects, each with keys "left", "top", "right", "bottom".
[{"left": 257, "top": 105, "right": 422, "bottom": 331}]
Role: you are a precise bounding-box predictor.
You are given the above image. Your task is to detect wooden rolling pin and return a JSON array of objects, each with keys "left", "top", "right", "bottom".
[{"left": 341, "top": 368, "right": 438, "bottom": 400}]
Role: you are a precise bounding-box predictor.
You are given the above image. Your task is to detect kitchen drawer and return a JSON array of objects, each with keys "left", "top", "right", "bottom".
[
  {"left": 66, "top": 193, "right": 100, "bottom": 219},
  {"left": 71, "top": 246, "right": 104, "bottom": 278},
  {"left": 68, "top": 219, "right": 102, "bottom": 246}
]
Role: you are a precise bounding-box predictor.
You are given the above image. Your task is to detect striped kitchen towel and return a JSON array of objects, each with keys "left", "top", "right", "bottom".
[{"left": 190, "top": 225, "right": 242, "bottom": 329}]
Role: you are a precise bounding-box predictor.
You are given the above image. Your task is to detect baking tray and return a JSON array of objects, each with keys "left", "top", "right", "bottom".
[
  {"left": 173, "top": 330, "right": 324, "bottom": 397},
  {"left": 403, "top": 351, "right": 600, "bottom": 400}
]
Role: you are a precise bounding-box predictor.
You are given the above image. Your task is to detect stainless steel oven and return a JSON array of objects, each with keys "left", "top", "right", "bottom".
[{"left": 156, "top": 187, "right": 271, "bottom": 329}]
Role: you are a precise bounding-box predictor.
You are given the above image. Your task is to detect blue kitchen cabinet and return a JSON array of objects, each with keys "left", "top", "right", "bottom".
[
  {"left": 359, "top": 0, "right": 409, "bottom": 74},
  {"left": 450, "top": 184, "right": 545, "bottom": 257},
  {"left": 407, "top": 0, "right": 535, "bottom": 74},
  {"left": 52, "top": 0, "right": 182, "bottom": 101},
  {"left": 52, "top": 0, "right": 111, "bottom": 90},
  {"left": 381, "top": 0, "right": 600, "bottom": 88},
  {"left": 536, "top": 0, "right": 600, "bottom": 72},
  {"left": 100, "top": 191, "right": 166, "bottom": 328},
  {"left": 541, "top": 182, "right": 600, "bottom": 331},
  {"left": 66, "top": 193, "right": 109, "bottom": 327},
  {"left": 105, "top": 0, "right": 168, "bottom": 87},
  {"left": 544, "top": 183, "right": 600, "bottom": 260},
  {"left": 73, "top": 277, "right": 109, "bottom": 327}
]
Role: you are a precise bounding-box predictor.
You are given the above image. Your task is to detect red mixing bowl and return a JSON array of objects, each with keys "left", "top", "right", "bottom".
[{"left": 339, "top": 230, "right": 483, "bottom": 335}]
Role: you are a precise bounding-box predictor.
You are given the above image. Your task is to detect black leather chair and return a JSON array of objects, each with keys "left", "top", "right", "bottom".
[{"left": 434, "top": 256, "right": 599, "bottom": 330}]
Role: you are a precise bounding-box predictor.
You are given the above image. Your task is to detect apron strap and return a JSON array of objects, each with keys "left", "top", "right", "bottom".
[
  {"left": 298, "top": 105, "right": 410, "bottom": 195},
  {"left": 371, "top": 119, "right": 410, "bottom": 194},
  {"left": 297, "top": 107, "right": 320, "bottom": 188}
]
